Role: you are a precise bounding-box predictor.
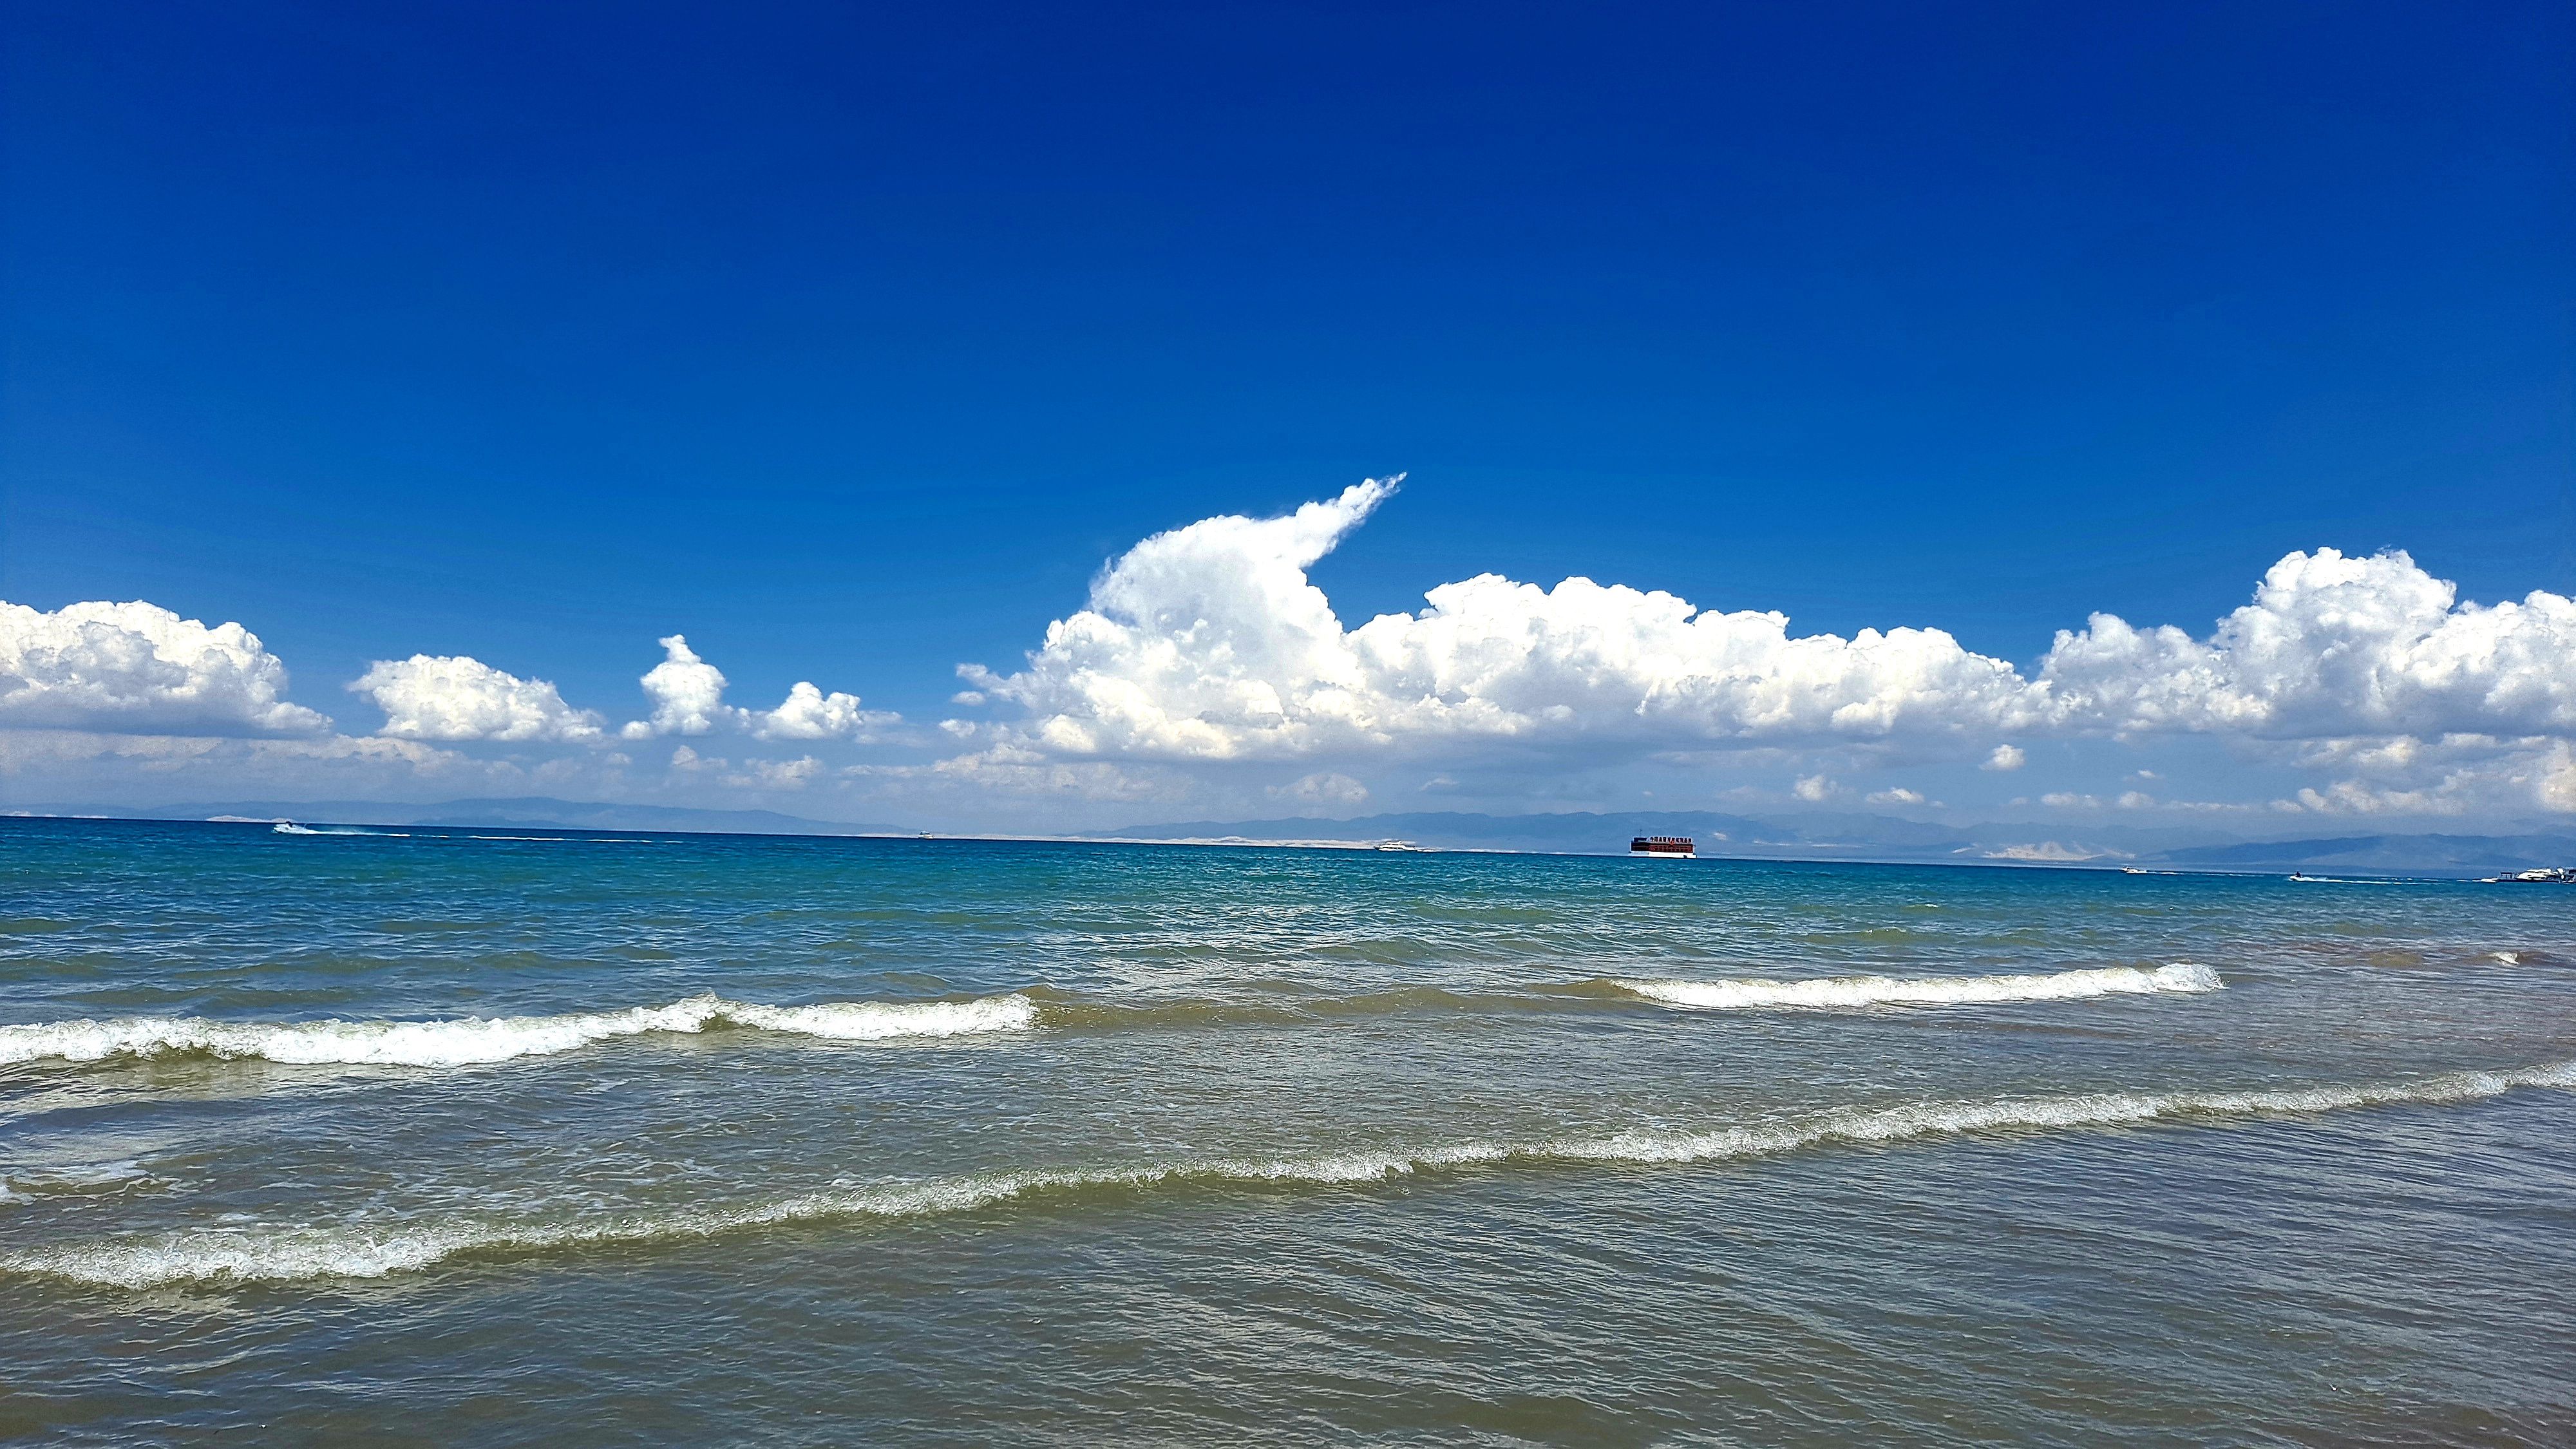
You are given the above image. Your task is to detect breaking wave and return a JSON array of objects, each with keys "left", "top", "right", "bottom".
[
  {"left": 1614, "top": 962, "right": 2222, "bottom": 1010},
  {"left": 12, "top": 1059, "right": 2567, "bottom": 1288},
  {"left": 1021, "top": 983, "right": 1540, "bottom": 1032},
  {"left": 0, "top": 993, "right": 1037, "bottom": 1069},
  {"left": 0, "top": 968, "right": 2225, "bottom": 1072}
]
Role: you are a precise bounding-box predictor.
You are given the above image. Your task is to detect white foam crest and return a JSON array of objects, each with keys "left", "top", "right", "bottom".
[
  {"left": 0, "top": 1159, "right": 152, "bottom": 1201},
  {"left": 1616, "top": 961, "right": 2222, "bottom": 1011},
  {"left": 1542, "top": 1061, "right": 2573, "bottom": 1165},
  {"left": 15, "top": 1059, "right": 2568, "bottom": 1289},
  {"left": 0, "top": 992, "right": 1037, "bottom": 1068},
  {"left": 6, "top": 1176, "right": 1072, "bottom": 1287},
  {"left": 718, "top": 995, "right": 1037, "bottom": 1041}
]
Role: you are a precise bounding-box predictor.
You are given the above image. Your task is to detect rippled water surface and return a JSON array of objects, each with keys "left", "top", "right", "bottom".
[{"left": 3, "top": 817, "right": 2572, "bottom": 1444}]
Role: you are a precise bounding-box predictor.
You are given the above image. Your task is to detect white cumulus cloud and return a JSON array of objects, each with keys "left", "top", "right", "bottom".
[
  {"left": 623, "top": 634, "right": 891, "bottom": 742},
  {"left": 626, "top": 635, "right": 734, "bottom": 739},
  {"left": 351, "top": 655, "right": 605, "bottom": 743},
  {"left": 755, "top": 680, "right": 887, "bottom": 741},
  {"left": 2036, "top": 547, "right": 2576, "bottom": 740},
  {"left": 958, "top": 478, "right": 2043, "bottom": 763},
  {"left": 0, "top": 600, "right": 328, "bottom": 735}
]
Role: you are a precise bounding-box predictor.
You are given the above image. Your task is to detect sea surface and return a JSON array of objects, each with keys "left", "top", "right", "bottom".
[{"left": 2, "top": 816, "right": 2571, "bottom": 1445}]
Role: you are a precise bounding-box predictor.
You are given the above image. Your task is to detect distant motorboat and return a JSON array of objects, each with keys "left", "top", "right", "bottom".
[
  {"left": 1630, "top": 835, "right": 1695, "bottom": 859},
  {"left": 268, "top": 820, "right": 409, "bottom": 838},
  {"left": 1374, "top": 840, "right": 1430, "bottom": 853}
]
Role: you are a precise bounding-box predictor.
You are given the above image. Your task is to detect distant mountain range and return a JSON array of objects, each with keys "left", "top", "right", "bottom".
[
  {"left": 1095, "top": 810, "right": 2576, "bottom": 876},
  {"left": 13, "top": 797, "right": 2572, "bottom": 875},
  {"left": 35, "top": 797, "right": 909, "bottom": 838}
]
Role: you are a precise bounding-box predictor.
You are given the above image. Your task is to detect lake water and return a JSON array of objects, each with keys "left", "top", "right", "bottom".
[{"left": 3, "top": 817, "right": 2571, "bottom": 1444}]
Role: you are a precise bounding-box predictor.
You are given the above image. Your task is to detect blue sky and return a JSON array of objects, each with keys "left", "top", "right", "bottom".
[{"left": 3, "top": 2, "right": 2571, "bottom": 835}]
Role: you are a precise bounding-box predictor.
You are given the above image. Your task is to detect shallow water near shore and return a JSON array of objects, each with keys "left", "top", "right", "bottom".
[{"left": 3, "top": 816, "right": 2572, "bottom": 1444}]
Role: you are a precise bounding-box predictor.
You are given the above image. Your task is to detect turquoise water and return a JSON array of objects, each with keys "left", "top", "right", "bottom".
[{"left": 3, "top": 816, "right": 2571, "bottom": 1444}]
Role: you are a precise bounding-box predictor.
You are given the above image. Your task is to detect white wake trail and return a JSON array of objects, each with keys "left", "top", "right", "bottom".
[
  {"left": 14, "top": 1058, "right": 2568, "bottom": 1288},
  {"left": 0, "top": 992, "right": 1037, "bottom": 1069},
  {"left": 1616, "top": 962, "right": 2222, "bottom": 1011}
]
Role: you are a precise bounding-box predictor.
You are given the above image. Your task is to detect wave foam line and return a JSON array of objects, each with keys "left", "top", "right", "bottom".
[
  {"left": 0, "top": 993, "right": 1037, "bottom": 1068},
  {"left": 14, "top": 1059, "right": 2568, "bottom": 1288},
  {"left": 1616, "top": 962, "right": 2221, "bottom": 1011}
]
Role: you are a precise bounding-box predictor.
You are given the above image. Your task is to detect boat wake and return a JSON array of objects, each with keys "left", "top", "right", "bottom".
[
  {"left": 10, "top": 1059, "right": 2566, "bottom": 1287},
  {"left": 0, "top": 993, "right": 1037, "bottom": 1068},
  {"left": 1613, "top": 962, "right": 2222, "bottom": 1010}
]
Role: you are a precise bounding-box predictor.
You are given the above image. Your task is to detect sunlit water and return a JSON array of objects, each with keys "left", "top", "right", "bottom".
[{"left": 3, "top": 817, "right": 2571, "bottom": 1444}]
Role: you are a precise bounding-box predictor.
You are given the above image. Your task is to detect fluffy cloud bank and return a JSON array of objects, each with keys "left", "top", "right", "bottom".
[
  {"left": 350, "top": 655, "right": 607, "bottom": 743},
  {"left": 621, "top": 634, "right": 891, "bottom": 742},
  {"left": 954, "top": 479, "right": 1985, "bottom": 759},
  {"left": 335, "top": 635, "right": 890, "bottom": 746},
  {"left": 2043, "top": 547, "right": 2575, "bottom": 739},
  {"left": 956, "top": 481, "right": 2576, "bottom": 802},
  {"left": 11, "top": 491, "right": 2569, "bottom": 824},
  {"left": 0, "top": 599, "right": 890, "bottom": 793},
  {"left": 0, "top": 601, "right": 328, "bottom": 735},
  {"left": 963, "top": 479, "right": 2033, "bottom": 758}
]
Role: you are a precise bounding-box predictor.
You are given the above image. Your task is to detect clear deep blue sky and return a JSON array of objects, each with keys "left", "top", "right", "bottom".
[{"left": 5, "top": 1, "right": 2570, "bottom": 724}]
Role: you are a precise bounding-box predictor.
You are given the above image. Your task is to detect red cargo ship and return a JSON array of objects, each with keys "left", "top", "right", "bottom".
[{"left": 1629, "top": 835, "right": 1696, "bottom": 858}]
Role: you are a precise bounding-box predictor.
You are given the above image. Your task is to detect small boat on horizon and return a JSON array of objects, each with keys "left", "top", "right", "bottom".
[{"left": 1630, "top": 835, "right": 1695, "bottom": 859}]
